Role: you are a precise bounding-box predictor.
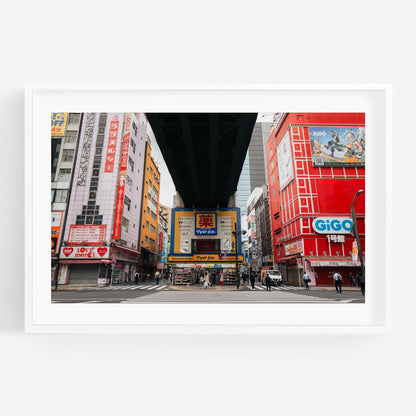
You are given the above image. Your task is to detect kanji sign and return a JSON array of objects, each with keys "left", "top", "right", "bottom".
[{"left": 195, "top": 213, "right": 217, "bottom": 235}]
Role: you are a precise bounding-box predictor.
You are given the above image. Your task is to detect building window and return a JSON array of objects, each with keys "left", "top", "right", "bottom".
[
  {"left": 62, "top": 149, "right": 74, "bottom": 162},
  {"left": 124, "top": 195, "right": 131, "bottom": 211},
  {"left": 151, "top": 211, "right": 157, "bottom": 220},
  {"left": 53, "top": 189, "right": 68, "bottom": 203},
  {"left": 150, "top": 224, "right": 156, "bottom": 233},
  {"left": 122, "top": 217, "right": 129, "bottom": 232},
  {"left": 126, "top": 175, "right": 133, "bottom": 192},
  {"left": 65, "top": 131, "right": 77, "bottom": 143},
  {"left": 146, "top": 221, "right": 149, "bottom": 228},
  {"left": 150, "top": 167, "right": 153, "bottom": 175},
  {"left": 132, "top": 122, "right": 138, "bottom": 137},
  {"left": 68, "top": 113, "right": 80, "bottom": 125},
  {"left": 128, "top": 156, "right": 134, "bottom": 172},
  {"left": 130, "top": 138, "right": 136, "bottom": 153},
  {"left": 145, "top": 236, "right": 148, "bottom": 243},
  {"left": 57, "top": 169, "right": 71, "bottom": 182},
  {"left": 149, "top": 238, "right": 155, "bottom": 247}
]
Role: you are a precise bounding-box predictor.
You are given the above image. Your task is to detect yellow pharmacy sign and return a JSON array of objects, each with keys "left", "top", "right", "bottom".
[{"left": 51, "top": 113, "right": 68, "bottom": 136}]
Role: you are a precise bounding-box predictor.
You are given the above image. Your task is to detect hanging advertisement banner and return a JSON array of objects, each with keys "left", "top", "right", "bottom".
[
  {"left": 308, "top": 126, "right": 365, "bottom": 167},
  {"left": 113, "top": 114, "right": 131, "bottom": 239},
  {"left": 51, "top": 113, "right": 68, "bottom": 136},
  {"left": 277, "top": 132, "right": 294, "bottom": 190},
  {"left": 104, "top": 115, "right": 120, "bottom": 173},
  {"left": 352, "top": 240, "right": 358, "bottom": 263}
]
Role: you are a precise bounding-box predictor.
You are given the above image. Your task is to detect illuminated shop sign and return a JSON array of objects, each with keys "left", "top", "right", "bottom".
[{"left": 312, "top": 217, "right": 353, "bottom": 234}]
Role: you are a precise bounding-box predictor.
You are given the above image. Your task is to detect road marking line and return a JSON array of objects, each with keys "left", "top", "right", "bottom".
[
  {"left": 254, "top": 285, "right": 265, "bottom": 290},
  {"left": 147, "top": 285, "right": 160, "bottom": 290},
  {"left": 140, "top": 285, "right": 152, "bottom": 289},
  {"left": 156, "top": 285, "right": 167, "bottom": 290}
]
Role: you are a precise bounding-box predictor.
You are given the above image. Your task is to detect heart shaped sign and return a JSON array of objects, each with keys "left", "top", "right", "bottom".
[
  {"left": 63, "top": 247, "right": 74, "bottom": 257},
  {"left": 97, "top": 247, "right": 107, "bottom": 257}
]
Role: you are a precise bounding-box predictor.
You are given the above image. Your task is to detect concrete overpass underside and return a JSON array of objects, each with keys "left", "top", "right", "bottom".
[{"left": 146, "top": 113, "right": 257, "bottom": 208}]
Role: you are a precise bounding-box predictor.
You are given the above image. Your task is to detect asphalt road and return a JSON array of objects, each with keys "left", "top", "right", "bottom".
[{"left": 51, "top": 281, "right": 365, "bottom": 304}]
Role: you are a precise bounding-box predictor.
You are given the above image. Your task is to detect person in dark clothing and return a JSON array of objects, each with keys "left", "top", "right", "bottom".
[
  {"left": 359, "top": 272, "right": 365, "bottom": 295},
  {"left": 265, "top": 273, "right": 272, "bottom": 291},
  {"left": 250, "top": 273, "right": 255, "bottom": 290},
  {"left": 134, "top": 272, "right": 139, "bottom": 285}
]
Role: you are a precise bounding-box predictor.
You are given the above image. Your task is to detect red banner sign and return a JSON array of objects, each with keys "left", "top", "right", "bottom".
[
  {"left": 104, "top": 115, "right": 120, "bottom": 173},
  {"left": 60, "top": 246, "right": 109, "bottom": 259},
  {"left": 113, "top": 114, "right": 131, "bottom": 240}
]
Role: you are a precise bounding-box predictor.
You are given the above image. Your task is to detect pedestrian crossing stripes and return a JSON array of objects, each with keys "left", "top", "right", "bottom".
[
  {"left": 81, "top": 284, "right": 170, "bottom": 291},
  {"left": 246, "top": 285, "right": 328, "bottom": 291}
]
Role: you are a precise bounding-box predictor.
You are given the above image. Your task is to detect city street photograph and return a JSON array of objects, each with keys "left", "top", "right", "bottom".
[{"left": 50, "top": 111, "right": 366, "bottom": 305}]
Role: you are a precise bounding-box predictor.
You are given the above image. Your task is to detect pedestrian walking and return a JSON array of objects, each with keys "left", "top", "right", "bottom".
[
  {"left": 355, "top": 272, "right": 361, "bottom": 288},
  {"left": 200, "top": 275, "right": 205, "bottom": 288},
  {"left": 303, "top": 272, "right": 311, "bottom": 290},
  {"left": 265, "top": 273, "right": 272, "bottom": 291},
  {"left": 250, "top": 273, "right": 255, "bottom": 290},
  {"left": 155, "top": 270, "right": 161, "bottom": 285},
  {"left": 359, "top": 272, "right": 365, "bottom": 295},
  {"left": 349, "top": 272, "right": 355, "bottom": 287},
  {"left": 333, "top": 271, "right": 343, "bottom": 293},
  {"left": 134, "top": 272, "right": 139, "bottom": 285}
]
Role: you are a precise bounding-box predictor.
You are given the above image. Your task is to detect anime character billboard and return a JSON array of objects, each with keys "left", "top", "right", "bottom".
[{"left": 308, "top": 126, "right": 365, "bottom": 167}]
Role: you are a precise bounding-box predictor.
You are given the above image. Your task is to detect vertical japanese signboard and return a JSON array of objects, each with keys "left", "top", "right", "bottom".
[
  {"left": 113, "top": 114, "right": 131, "bottom": 240},
  {"left": 77, "top": 113, "right": 95, "bottom": 186},
  {"left": 104, "top": 115, "right": 120, "bottom": 173},
  {"left": 51, "top": 211, "right": 63, "bottom": 254},
  {"left": 51, "top": 113, "right": 68, "bottom": 136}
]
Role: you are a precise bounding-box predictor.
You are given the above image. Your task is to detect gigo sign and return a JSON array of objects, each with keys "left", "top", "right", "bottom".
[{"left": 312, "top": 217, "right": 353, "bottom": 234}]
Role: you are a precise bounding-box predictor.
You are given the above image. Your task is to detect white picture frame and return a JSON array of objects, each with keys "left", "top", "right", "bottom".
[{"left": 25, "top": 85, "right": 392, "bottom": 334}]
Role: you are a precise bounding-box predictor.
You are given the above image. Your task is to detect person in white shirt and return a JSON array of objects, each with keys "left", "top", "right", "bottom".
[{"left": 333, "top": 271, "right": 343, "bottom": 293}]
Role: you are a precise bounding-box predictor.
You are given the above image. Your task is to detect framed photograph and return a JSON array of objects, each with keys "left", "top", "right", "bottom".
[{"left": 25, "top": 85, "right": 392, "bottom": 334}]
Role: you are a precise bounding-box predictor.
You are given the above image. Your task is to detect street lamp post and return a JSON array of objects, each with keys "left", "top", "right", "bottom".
[
  {"left": 232, "top": 223, "right": 246, "bottom": 290},
  {"left": 350, "top": 189, "right": 365, "bottom": 280}
]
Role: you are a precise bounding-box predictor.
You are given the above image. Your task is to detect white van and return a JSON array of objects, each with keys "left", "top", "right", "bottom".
[{"left": 261, "top": 270, "right": 283, "bottom": 286}]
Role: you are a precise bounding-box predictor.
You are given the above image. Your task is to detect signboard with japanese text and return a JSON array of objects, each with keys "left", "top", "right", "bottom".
[
  {"left": 195, "top": 213, "right": 217, "bottom": 235},
  {"left": 68, "top": 225, "right": 107, "bottom": 245},
  {"left": 285, "top": 240, "right": 303, "bottom": 256},
  {"left": 51, "top": 113, "right": 68, "bottom": 136},
  {"left": 59, "top": 246, "right": 110, "bottom": 259},
  {"left": 113, "top": 113, "right": 131, "bottom": 239},
  {"left": 169, "top": 208, "right": 241, "bottom": 262},
  {"left": 308, "top": 126, "right": 365, "bottom": 167},
  {"left": 51, "top": 211, "right": 63, "bottom": 254},
  {"left": 104, "top": 115, "right": 120, "bottom": 173},
  {"left": 77, "top": 113, "right": 95, "bottom": 185}
]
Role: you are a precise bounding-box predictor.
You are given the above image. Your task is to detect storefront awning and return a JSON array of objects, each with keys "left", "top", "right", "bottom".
[
  {"left": 59, "top": 259, "right": 108, "bottom": 264},
  {"left": 305, "top": 256, "right": 363, "bottom": 267},
  {"left": 141, "top": 246, "right": 159, "bottom": 255},
  {"left": 112, "top": 243, "right": 139, "bottom": 256}
]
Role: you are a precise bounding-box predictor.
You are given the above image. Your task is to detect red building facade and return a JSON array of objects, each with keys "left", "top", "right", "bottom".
[{"left": 266, "top": 113, "right": 365, "bottom": 286}]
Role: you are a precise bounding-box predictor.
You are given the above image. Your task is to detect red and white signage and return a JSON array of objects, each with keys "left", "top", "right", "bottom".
[
  {"left": 51, "top": 211, "right": 64, "bottom": 254},
  {"left": 60, "top": 246, "right": 110, "bottom": 259},
  {"left": 104, "top": 115, "right": 120, "bottom": 173},
  {"left": 113, "top": 114, "right": 131, "bottom": 240},
  {"left": 68, "top": 225, "right": 107, "bottom": 245}
]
